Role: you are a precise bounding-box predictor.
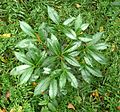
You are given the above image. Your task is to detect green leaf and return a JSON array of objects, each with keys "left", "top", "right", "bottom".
[
  {"left": 34, "top": 77, "right": 51, "bottom": 95},
  {"left": 20, "top": 21, "right": 35, "bottom": 37},
  {"left": 64, "top": 29, "right": 77, "bottom": 40},
  {"left": 63, "top": 17, "right": 75, "bottom": 25},
  {"left": 15, "top": 39, "right": 37, "bottom": 49},
  {"left": 65, "top": 56, "right": 80, "bottom": 67},
  {"left": 75, "top": 14, "right": 82, "bottom": 31},
  {"left": 67, "top": 72, "right": 78, "bottom": 88},
  {"left": 86, "top": 66, "right": 102, "bottom": 77},
  {"left": 49, "top": 79, "right": 58, "bottom": 99},
  {"left": 79, "top": 37, "right": 92, "bottom": 42},
  {"left": 59, "top": 72, "right": 67, "bottom": 88},
  {"left": 84, "top": 55, "right": 93, "bottom": 66},
  {"left": 94, "top": 43, "right": 108, "bottom": 50},
  {"left": 80, "top": 23, "right": 89, "bottom": 31},
  {"left": 20, "top": 67, "right": 34, "bottom": 84},
  {"left": 65, "top": 41, "right": 81, "bottom": 53},
  {"left": 91, "top": 32, "right": 104, "bottom": 44},
  {"left": 81, "top": 68, "right": 91, "bottom": 83},
  {"left": 10, "top": 65, "right": 31, "bottom": 76},
  {"left": 38, "top": 22, "right": 48, "bottom": 41},
  {"left": 14, "top": 52, "right": 33, "bottom": 65},
  {"left": 69, "top": 51, "right": 80, "bottom": 57},
  {"left": 89, "top": 50, "right": 107, "bottom": 64},
  {"left": 47, "top": 6, "right": 59, "bottom": 24},
  {"left": 41, "top": 107, "right": 50, "bottom": 112},
  {"left": 48, "top": 103, "right": 56, "bottom": 112},
  {"left": 47, "top": 34, "right": 61, "bottom": 55}
]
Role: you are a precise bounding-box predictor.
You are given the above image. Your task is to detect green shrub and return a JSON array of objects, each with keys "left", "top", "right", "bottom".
[{"left": 11, "top": 6, "right": 107, "bottom": 100}]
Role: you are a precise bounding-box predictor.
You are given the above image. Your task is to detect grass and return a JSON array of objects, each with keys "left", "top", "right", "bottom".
[{"left": 0, "top": 0, "right": 120, "bottom": 111}]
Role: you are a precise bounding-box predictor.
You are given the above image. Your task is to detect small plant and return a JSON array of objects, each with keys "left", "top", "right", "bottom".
[{"left": 11, "top": 6, "right": 107, "bottom": 99}]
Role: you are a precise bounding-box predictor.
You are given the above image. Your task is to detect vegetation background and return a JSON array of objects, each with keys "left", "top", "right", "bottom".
[{"left": 0, "top": 0, "right": 120, "bottom": 111}]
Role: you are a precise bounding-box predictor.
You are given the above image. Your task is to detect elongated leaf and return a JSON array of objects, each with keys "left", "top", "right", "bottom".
[
  {"left": 41, "top": 107, "right": 49, "bottom": 112},
  {"left": 69, "top": 51, "right": 79, "bottom": 57},
  {"left": 86, "top": 66, "right": 102, "bottom": 77},
  {"left": 10, "top": 65, "right": 31, "bottom": 76},
  {"left": 81, "top": 69, "right": 91, "bottom": 83},
  {"left": 65, "top": 56, "right": 80, "bottom": 67},
  {"left": 79, "top": 37, "right": 92, "bottom": 42},
  {"left": 34, "top": 77, "right": 51, "bottom": 95},
  {"left": 89, "top": 50, "right": 106, "bottom": 64},
  {"left": 81, "top": 23, "right": 89, "bottom": 31},
  {"left": 48, "top": 103, "right": 56, "bottom": 112},
  {"left": 14, "top": 52, "right": 33, "bottom": 65},
  {"left": 20, "top": 67, "right": 34, "bottom": 84},
  {"left": 63, "top": 17, "right": 75, "bottom": 25},
  {"left": 75, "top": 14, "right": 82, "bottom": 31},
  {"left": 94, "top": 43, "right": 108, "bottom": 50},
  {"left": 67, "top": 72, "right": 78, "bottom": 88},
  {"left": 49, "top": 79, "right": 58, "bottom": 99},
  {"left": 20, "top": 21, "right": 35, "bottom": 37},
  {"left": 65, "top": 41, "right": 81, "bottom": 53},
  {"left": 16, "top": 39, "right": 37, "bottom": 48},
  {"left": 64, "top": 29, "right": 77, "bottom": 40},
  {"left": 47, "top": 6, "right": 59, "bottom": 24},
  {"left": 47, "top": 34, "right": 61, "bottom": 55},
  {"left": 59, "top": 72, "right": 67, "bottom": 88},
  {"left": 91, "top": 32, "right": 104, "bottom": 44},
  {"left": 84, "top": 55, "right": 93, "bottom": 66}
]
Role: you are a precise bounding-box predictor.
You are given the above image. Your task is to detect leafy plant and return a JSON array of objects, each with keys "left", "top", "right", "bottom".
[{"left": 10, "top": 6, "right": 108, "bottom": 100}]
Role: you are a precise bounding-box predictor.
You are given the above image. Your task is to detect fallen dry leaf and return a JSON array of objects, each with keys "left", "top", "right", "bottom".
[
  {"left": 0, "top": 33, "right": 11, "bottom": 38},
  {"left": 75, "top": 4, "right": 81, "bottom": 8},
  {"left": 99, "top": 26, "right": 104, "bottom": 32},
  {"left": 32, "top": 82, "right": 37, "bottom": 87},
  {"left": 68, "top": 103, "right": 75, "bottom": 110},
  {"left": 10, "top": 108, "right": 15, "bottom": 112},
  {"left": 91, "top": 89, "right": 99, "bottom": 97},
  {"left": 6, "top": 91, "right": 10, "bottom": 99},
  {"left": 0, "top": 109, "right": 6, "bottom": 112},
  {"left": 116, "top": 106, "right": 120, "bottom": 110}
]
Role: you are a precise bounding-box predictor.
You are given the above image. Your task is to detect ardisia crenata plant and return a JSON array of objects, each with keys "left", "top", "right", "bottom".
[{"left": 11, "top": 6, "right": 108, "bottom": 99}]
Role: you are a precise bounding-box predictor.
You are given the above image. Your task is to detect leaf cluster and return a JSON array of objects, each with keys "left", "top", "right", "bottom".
[{"left": 11, "top": 6, "right": 108, "bottom": 99}]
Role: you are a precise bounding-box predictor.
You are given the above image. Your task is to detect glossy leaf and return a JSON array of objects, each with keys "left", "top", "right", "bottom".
[
  {"left": 59, "top": 72, "right": 67, "bottom": 88},
  {"left": 63, "top": 17, "right": 75, "bottom": 25},
  {"left": 20, "top": 21, "right": 35, "bottom": 37},
  {"left": 16, "top": 39, "right": 37, "bottom": 49},
  {"left": 89, "top": 50, "right": 106, "bottom": 64},
  {"left": 91, "top": 32, "right": 104, "bottom": 44},
  {"left": 49, "top": 79, "right": 57, "bottom": 99},
  {"left": 65, "top": 56, "right": 80, "bottom": 67},
  {"left": 75, "top": 14, "right": 82, "bottom": 31},
  {"left": 94, "top": 43, "right": 108, "bottom": 50},
  {"left": 14, "top": 52, "right": 33, "bottom": 65},
  {"left": 84, "top": 55, "right": 93, "bottom": 66},
  {"left": 67, "top": 72, "right": 78, "bottom": 88},
  {"left": 48, "top": 103, "right": 56, "bottom": 112},
  {"left": 81, "top": 23, "right": 89, "bottom": 31},
  {"left": 81, "top": 69, "right": 91, "bottom": 83},
  {"left": 47, "top": 6, "right": 59, "bottom": 24},
  {"left": 64, "top": 29, "right": 77, "bottom": 40},
  {"left": 86, "top": 66, "right": 102, "bottom": 77},
  {"left": 47, "top": 34, "right": 61, "bottom": 55},
  {"left": 65, "top": 41, "right": 81, "bottom": 53},
  {"left": 20, "top": 67, "right": 34, "bottom": 84},
  {"left": 79, "top": 37, "right": 92, "bottom": 42},
  {"left": 34, "top": 77, "right": 51, "bottom": 95},
  {"left": 10, "top": 65, "right": 31, "bottom": 76},
  {"left": 69, "top": 51, "right": 80, "bottom": 57}
]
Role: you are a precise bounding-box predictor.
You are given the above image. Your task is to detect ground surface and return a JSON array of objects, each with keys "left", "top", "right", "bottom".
[{"left": 0, "top": 0, "right": 120, "bottom": 112}]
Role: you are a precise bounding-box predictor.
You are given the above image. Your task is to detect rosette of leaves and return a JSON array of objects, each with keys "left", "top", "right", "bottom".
[{"left": 11, "top": 6, "right": 108, "bottom": 99}]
